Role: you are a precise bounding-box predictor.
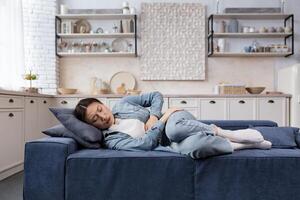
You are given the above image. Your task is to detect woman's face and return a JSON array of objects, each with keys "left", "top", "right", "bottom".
[{"left": 85, "top": 102, "right": 114, "bottom": 129}]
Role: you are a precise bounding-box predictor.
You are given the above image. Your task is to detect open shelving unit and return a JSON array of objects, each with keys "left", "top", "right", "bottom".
[
  {"left": 55, "top": 14, "right": 137, "bottom": 58},
  {"left": 207, "top": 13, "right": 294, "bottom": 57}
]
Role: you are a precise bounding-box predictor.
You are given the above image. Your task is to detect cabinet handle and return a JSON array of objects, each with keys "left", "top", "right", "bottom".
[
  {"left": 43, "top": 100, "right": 47, "bottom": 104},
  {"left": 239, "top": 100, "right": 245, "bottom": 104},
  {"left": 180, "top": 100, "right": 187, "bottom": 104},
  {"left": 9, "top": 98, "right": 14, "bottom": 103},
  {"left": 209, "top": 100, "right": 216, "bottom": 104},
  {"left": 268, "top": 100, "right": 274, "bottom": 104},
  {"left": 61, "top": 100, "right": 68, "bottom": 105},
  {"left": 30, "top": 100, "right": 34, "bottom": 104},
  {"left": 8, "top": 113, "right": 14, "bottom": 117}
]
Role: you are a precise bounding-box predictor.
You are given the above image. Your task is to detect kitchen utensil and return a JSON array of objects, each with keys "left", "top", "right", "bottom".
[
  {"left": 110, "top": 71, "right": 136, "bottom": 94},
  {"left": 112, "top": 38, "right": 129, "bottom": 52},
  {"left": 276, "top": 27, "right": 284, "bottom": 33},
  {"left": 217, "top": 39, "right": 225, "bottom": 52},
  {"left": 228, "top": 19, "right": 238, "bottom": 33},
  {"left": 75, "top": 20, "right": 91, "bottom": 33},
  {"left": 284, "top": 26, "right": 292, "bottom": 33},
  {"left": 242, "top": 26, "right": 249, "bottom": 33},
  {"left": 268, "top": 27, "right": 276, "bottom": 33},
  {"left": 245, "top": 87, "right": 266, "bottom": 94},
  {"left": 259, "top": 27, "right": 268, "bottom": 33},
  {"left": 57, "top": 88, "right": 77, "bottom": 95}
]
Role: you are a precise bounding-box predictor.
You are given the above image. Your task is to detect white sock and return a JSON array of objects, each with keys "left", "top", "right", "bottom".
[
  {"left": 214, "top": 126, "right": 264, "bottom": 143},
  {"left": 231, "top": 140, "right": 272, "bottom": 151}
]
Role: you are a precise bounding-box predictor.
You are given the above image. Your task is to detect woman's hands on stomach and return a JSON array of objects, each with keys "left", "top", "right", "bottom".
[{"left": 145, "top": 115, "right": 159, "bottom": 131}]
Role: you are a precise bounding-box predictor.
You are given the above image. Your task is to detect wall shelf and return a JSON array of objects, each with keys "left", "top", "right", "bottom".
[
  {"left": 211, "top": 52, "right": 292, "bottom": 57},
  {"left": 207, "top": 13, "right": 294, "bottom": 57},
  {"left": 57, "top": 52, "right": 136, "bottom": 57},
  {"left": 56, "top": 14, "right": 135, "bottom": 20},
  {"left": 210, "top": 33, "right": 292, "bottom": 38},
  {"left": 55, "top": 14, "right": 138, "bottom": 58},
  {"left": 57, "top": 33, "right": 135, "bottom": 38},
  {"left": 212, "top": 13, "right": 292, "bottom": 20}
]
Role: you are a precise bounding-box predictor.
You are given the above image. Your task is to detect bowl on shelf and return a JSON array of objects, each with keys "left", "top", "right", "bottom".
[
  {"left": 57, "top": 88, "right": 77, "bottom": 95},
  {"left": 245, "top": 87, "right": 266, "bottom": 94}
]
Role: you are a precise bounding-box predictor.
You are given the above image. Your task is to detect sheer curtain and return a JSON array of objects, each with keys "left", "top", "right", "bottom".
[{"left": 0, "top": 0, "right": 25, "bottom": 91}]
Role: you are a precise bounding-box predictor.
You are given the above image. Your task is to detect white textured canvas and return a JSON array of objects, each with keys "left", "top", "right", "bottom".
[{"left": 140, "top": 3, "right": 206, "bottom": 80}]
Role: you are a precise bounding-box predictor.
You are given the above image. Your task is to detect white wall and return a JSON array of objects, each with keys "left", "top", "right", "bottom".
[
  {"left": 23, "top": 0, "right": 59, "bottom": 94},
  {"left": 58, "top": 0, "right": 300, "bottom": 94}
]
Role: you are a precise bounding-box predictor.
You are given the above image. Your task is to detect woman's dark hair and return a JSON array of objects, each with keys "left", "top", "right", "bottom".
[{"left": 74, "top": 98, "right": 102, "bottom": 122}]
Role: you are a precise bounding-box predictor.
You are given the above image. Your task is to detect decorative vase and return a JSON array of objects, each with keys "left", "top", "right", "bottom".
[{"left": 228, "top": 19, "right": 238, "bottom": 33}]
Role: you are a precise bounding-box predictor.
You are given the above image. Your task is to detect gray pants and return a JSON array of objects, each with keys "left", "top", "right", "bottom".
[{"left": 165, "top": 111, "right": 233, "bottom": 159}]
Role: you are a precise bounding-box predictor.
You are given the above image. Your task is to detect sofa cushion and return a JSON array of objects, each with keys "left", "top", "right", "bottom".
[
  {"left": 66, "top": 149, "right": 194, "bottom": 200},
  {"left": 49, "top": 108, "right": 103, "bottom": 144},
  {"left": 43, "top": 124, "right": 101, "bottom": 149},
  {"left": 252, "top": 127, "right": 299, "bottom": 148},
  {"left": 195, "top": 148, "right": 300, "bottom": 200}
]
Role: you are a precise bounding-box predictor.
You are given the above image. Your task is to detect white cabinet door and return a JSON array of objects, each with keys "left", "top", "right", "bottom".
[
  {"left": 38, "top": 98, "right": 56, "bottom": 134},
  {"left": 228, "top": 98, "right": 256, "bottom": 120},
  {"left": 52, "top": 98, "right": 79, "bottom": 125},
  {"left": 0, "top": 110, "right": 24, "bottom": 172},
  {"left": 24, "top": 97, "right": 39, "bottom": 142},
  {"left": 200, "top": 99, "right": 226, "bottom": 120},
  {"left": 169, "top": 98, "right": 200, "bottom": 118},
  {"left": 169, "top": 98, "right": 199, "bottom": 108},
  {"left": 258, "top": 98, "right": 286, "bottom": 126},
  {"left": 53, "top": 98, "right": 79, "bottom": 109}
]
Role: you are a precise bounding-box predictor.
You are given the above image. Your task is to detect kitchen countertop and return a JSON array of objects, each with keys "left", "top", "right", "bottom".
[
  {"left": 0, "top": 89, "right": 54, "bottom": 97},
  {"left": 0, "top": 89, "right": 292, "bottom": 98},
  {"left": 53, "top": 94, "right": 292, "bottom": 98}
]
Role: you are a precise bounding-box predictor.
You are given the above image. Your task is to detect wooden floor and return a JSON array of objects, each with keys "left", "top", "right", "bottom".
[{"left": 0, "top": 172, "right": 23, "bottom": 200}]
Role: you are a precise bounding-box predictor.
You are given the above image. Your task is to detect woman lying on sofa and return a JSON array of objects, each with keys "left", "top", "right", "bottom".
[{"left": 74, "top": 91, "right": 271, "bottom": 159}]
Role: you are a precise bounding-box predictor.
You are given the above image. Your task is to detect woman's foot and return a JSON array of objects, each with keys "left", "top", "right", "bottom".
[
  {"left": 231, "top": 140, "right": 272, "bottom": 150},
  {"left": 212, "top": 125, "right": 264, "bottom": 143}
]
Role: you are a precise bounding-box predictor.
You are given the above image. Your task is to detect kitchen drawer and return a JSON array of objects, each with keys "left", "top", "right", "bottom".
[
  {"left": 169, "top": 98, "right": 199, "bottom": 108},
  {"left": 0, "top": 95, "right": 24, "bottom": 109},
  {"left": 228, "top": 98, "right": 256, "bottom": 120},
  {"left": 200, "top": 99, "right": 226, "bottom": 120},
  {"left": 53, "top": 98, "right": 79, "bottom": 109},
  {"left": 258, "top": 98, "right": 286, "bottom": 126}
]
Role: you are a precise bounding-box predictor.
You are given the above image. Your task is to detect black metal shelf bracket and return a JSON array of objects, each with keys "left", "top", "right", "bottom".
[{"left": 55, "top": 16, "right": 62, "bottom": 58}]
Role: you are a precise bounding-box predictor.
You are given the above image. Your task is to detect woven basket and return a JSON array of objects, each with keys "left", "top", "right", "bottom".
[{"left": 219, "top": 85, "right": 246, "bottom": 95}]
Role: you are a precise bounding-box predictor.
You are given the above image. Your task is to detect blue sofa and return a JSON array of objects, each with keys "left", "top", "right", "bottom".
[{"left": 23, "top": 120, "right": 300, "bottom": 200}]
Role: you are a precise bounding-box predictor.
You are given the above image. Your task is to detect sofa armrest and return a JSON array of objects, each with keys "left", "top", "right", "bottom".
[
  {"left": 24, "top": 137, "right": 78, "bottom": 200},
  {"left": 199, "top": 120, "right": 278, "bottom": 130}
]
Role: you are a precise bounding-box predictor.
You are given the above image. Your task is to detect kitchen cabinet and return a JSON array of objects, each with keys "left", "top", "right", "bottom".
[
  {"left": 24, "top": 97, "right": 39, "bottom": 142},
  {"left": 228, "top": 98, "right": 256, "bottom": 120},
  {"left": 0, "top": 109, "right": 24, "bottom": 180},
  {"left": 200, "top": 99, "right": 226, "bottom": 120},
  {"left": 169, "top": 98, "right": 200, "bottom": 118},
  {"left": 38, "top": 97, "right": 56, "bottom": 132},
  {"left": 258, "top": 98, "right": 287, "bottom": 126},
  {"left": 53, "top": 97, "right": 79, "bottom": 108}
]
